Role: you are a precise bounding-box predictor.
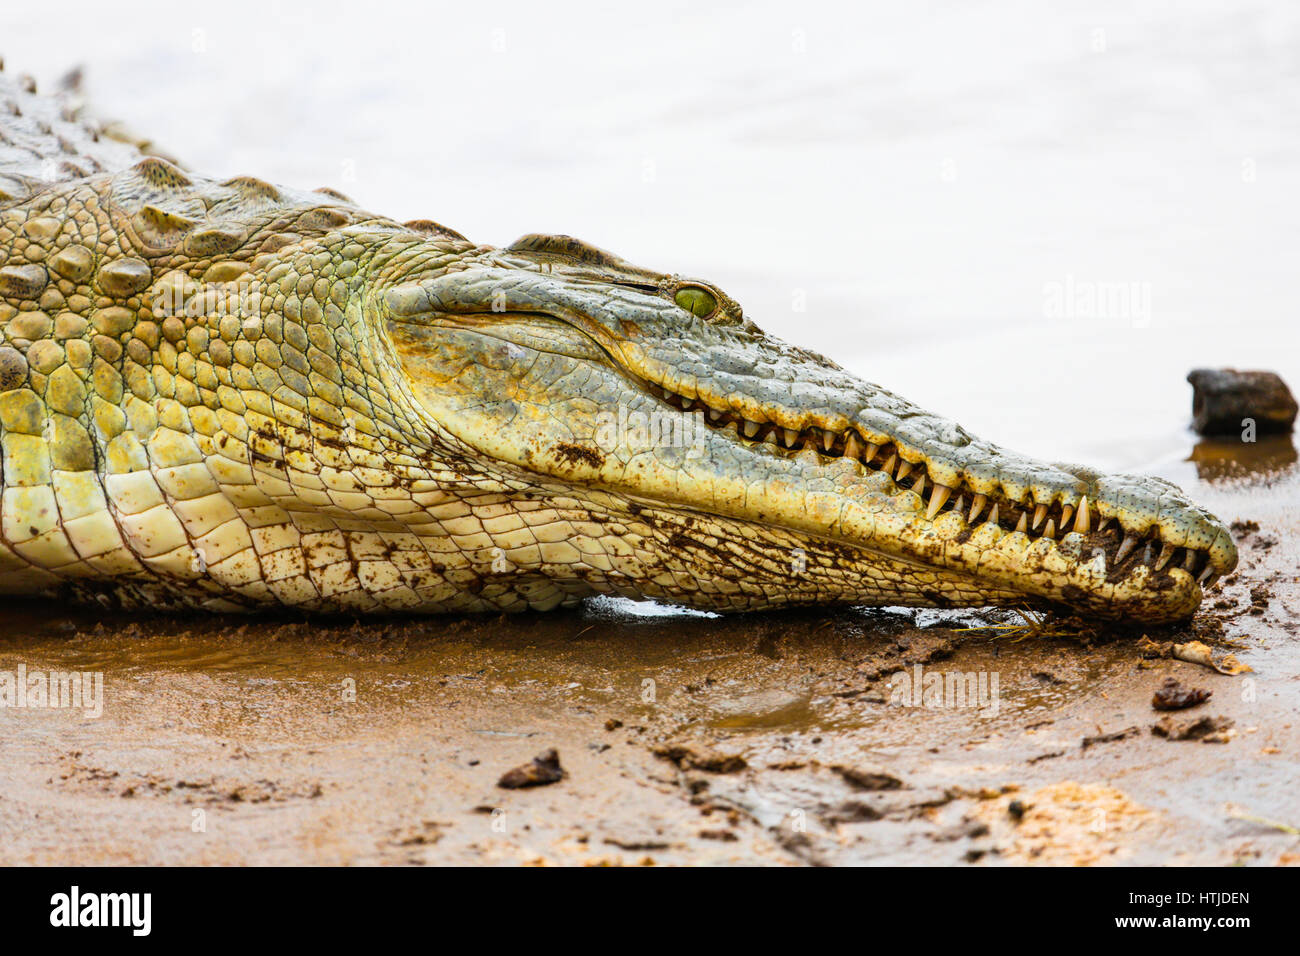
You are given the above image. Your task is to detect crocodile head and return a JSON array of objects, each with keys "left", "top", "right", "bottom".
[{"left": 378, "top": 233, "right": 1237, "bottom": 622}]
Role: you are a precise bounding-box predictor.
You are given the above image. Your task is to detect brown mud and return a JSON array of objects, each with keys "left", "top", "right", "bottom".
[{"left": 0, "top": 438, "right": 1297, "bottom": 866}]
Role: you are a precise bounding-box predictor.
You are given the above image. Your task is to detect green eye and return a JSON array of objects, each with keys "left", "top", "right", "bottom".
[{"left": 674, "top": 286, "right": 717, "bottom": 318}]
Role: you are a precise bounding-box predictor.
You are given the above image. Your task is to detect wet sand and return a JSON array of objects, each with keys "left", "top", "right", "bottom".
[{"left": 0, "top": 439, "right": 1295, "bottom": 866}]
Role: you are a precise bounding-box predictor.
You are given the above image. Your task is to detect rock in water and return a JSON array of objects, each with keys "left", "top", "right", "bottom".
[{"left": 1187, "top": 368, "right": 1297, "bottom": 435}]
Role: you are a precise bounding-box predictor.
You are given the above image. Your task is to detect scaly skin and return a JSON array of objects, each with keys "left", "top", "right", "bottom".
[{"left": 0, "top": 65, "right": 1236, "bottom": 620}]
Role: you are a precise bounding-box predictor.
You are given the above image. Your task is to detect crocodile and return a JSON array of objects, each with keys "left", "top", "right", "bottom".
[{"left": 0, "top": 63, "right": 1236, "bottom": 621}]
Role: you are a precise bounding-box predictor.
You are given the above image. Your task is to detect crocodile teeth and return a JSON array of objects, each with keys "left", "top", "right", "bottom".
[
  {"left": 969, "top": 494, "right": 986, "bottom": 523},
  {"left": 1015, "top": 512, "right": 1028, "bottom": 533},
  {"left": 881, "top": 453, "right": 897, "bottom": 476},
  {"left": 926, "top": 484, "right": 952, "bottom": 520},
  {"left": 743, "top": 420, "right": 761, "bottom": 438},
  {"left": 1060, "top": 505, "right": 1074, "bottom": 529},
  {"left": 863, "top": 443, "right": 879, "bottom": 464},
  {"left": 1043, "top": 519, "right": 1056, "bottom": 540},
  {"left": 1097, "top": 515, "right": 1112, "bottom": 533},
  {"left": 896, "top": 461, "right": 912, "bottom": 481},
  {"left": 764, "top": 430, "right": 779, "bottom": 445},
  {"left": 818, "top": 429, "right": 832, "bottom": 451},
  {"left": 986, "top": 503, "right": 999, "bottom": 526},
  {"left": 707, "top": 408, "right": 724, "bottom": 422},
  {"left": 1183, "top": 550, "right": 1199, "bottom": 572},
  {"left": 1115, "top": 533, "right": 1139, "bottom": 564},
  {"left": 844, "top": 432, "right": 864, "bottom": 460},
  {"left": 782, "top": 428, "right": 798, "bottom": 448},
  {"left": 1154, "top": 543, "right": 1175, "bottom": 571},
  {"left": 912, "top": 472, "right": 926, "bottom": 496},
  {"left": 1197, "top": 566, "right": 1215, "bottom": 585},
  {"left": 1074, "top": 497, "right": 1090, "bottom": 533},
  {"left": 1032, "top": 504, "right": 1047, "bottom": 531}
]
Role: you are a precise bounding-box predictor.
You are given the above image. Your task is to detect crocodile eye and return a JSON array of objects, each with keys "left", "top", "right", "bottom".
[{"left": 674, "top": 285, "right": 717, "bottom": 319}]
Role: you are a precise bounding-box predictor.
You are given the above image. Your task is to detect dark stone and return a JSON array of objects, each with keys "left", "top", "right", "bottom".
[
  {"left": 1152, "top": 676, "right": 1211, "bottom": 711},
  {"left": 1187, "top": 368, "right": 1297, "bottom": 435},
  {"left": 497, "top": 748, "right": 566, "bottom": 788}
]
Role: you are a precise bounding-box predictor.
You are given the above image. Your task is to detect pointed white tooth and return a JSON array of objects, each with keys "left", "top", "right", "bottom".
[
  {"left": 1015, "top": 512, "right": 1028, "bottom": 533},
  {"left": 822, "top": 429, "right": 836, "bottom": 452},
  {"left": 896, "top": 460, "right": 913, "bottom": 481},
  {"left": 986, "top": 503, "right": 999, "bottom": 526},
  {"left": 912, "top": 472, "right": 926, "bottom": 496},
  {"left": 707, "top": 408, "right": 724, "bottom": 422},
  {"left": 782, "top": 428, "right": 798, "bottom": 448},
  {"left": 844, "top": 432, "right": 864, "bottom": 460},
  {"left": 1142, "top": 542, "right": 1154, "bottom": 564},
  {"left": 1032, "top": 504, "right": 1047, "bottom": 531},
  {"left": 1183, "top": 550, "right": 1199, "bottom": 572},
  {"left": 764, "top": 430, "right": 779, "bottom": 445},
  {"left": 953, "top": 494, "right": 965, "bottom": 516},
  {"left": 1204, "top": 573, "right": 1220, "bottom": 589},
  {"left": 743, "top": 420, "right": 760, "bottom": 438},
  {"left": 1043, "top": 519, "right": 1056, "bottom": 539},
  {"left": 1097, "top": 515, "right": 1112, "bottom": 533},
  {"left": 926, "top": 484, "right": 952, "bottom": 520},
  {"left": 1074, "top": 496, "right": 1090, "bottom": 533},
  {"left": 1154, "top": 543, "right": 1175, "bottom": 571},
  {"left": 881, "top": 453, "right": 897, "bottom": 476},
  {"left": 1060, "top": 505, "right": 1074, "bottom": 529},
  {"left": 1115, "top": 533, "right": 1138, "bottom": 564},
  {"left": 969, "top": 494, "right": 987, "bottom": 523},
  {"left": 1197, "top": 566, "right": 1214, "bottom": 585},
  {"left": 863, "top": 443, "right": 879, "bottom": 464}
]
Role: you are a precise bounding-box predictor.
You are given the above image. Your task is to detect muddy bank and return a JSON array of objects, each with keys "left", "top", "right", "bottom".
[{"left": 0, "top": 450, "right": 1296, "bottom": 865}]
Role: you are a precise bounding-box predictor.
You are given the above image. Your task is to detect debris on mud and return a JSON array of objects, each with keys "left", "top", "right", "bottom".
[
  {"left": 1174, "top": 641, "right": 1252, "bottom": 675},
  {"left": 1137, "top": 637, "right": 1252, "bottom": 675},
  {"left": 1152, "top": 715, "right": 1235, "bottom": 742},
  {"left": 971, "top": 782, "right": 1157, "bottom": 865},
  {"left": 1152, "top": 677, "right": 1212, "bottom": 711},
  {"left": 497, "top": 748, "right": 567, "bottom": 788},
  {"left": 1187, "top": 368, "right": 1297, "bottom": 435},
  {"left": 652, "top": 741, "right": 747, "bottom": 774},
  {"left": 830, "top": 763, "right": 904, "bottom": 791},
  {"left": 1081, "top": 726, "right": 1141, "bottom": 750}
]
